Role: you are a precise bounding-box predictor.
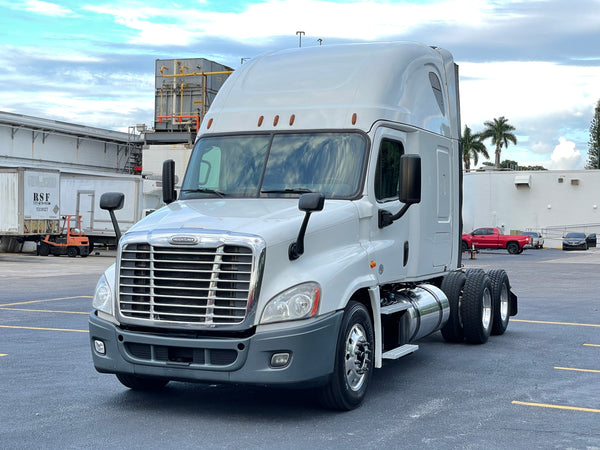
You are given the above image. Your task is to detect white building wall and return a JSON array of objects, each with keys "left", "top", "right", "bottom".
[{"left": 463, "top": 170, "right": 600, "bottom": 247}]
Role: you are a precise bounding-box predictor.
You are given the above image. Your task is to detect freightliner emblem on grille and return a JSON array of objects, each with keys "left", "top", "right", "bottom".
[{"left": 169, "top": 235, "right": 198, "bottom": 245}]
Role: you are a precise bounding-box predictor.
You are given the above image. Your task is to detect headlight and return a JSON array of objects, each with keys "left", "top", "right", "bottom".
[
  {"left": 260, "top": 282, "right": 321, "bottom": 324},
  {"left": 92, "top": 265, "right": 115, "bottom": 316}
]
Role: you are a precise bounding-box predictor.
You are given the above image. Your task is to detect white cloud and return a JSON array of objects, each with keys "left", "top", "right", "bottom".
[
  {"left": 547, "top": 138, "right": 582, "bottom": 170},
  {"left": 23, "top": 0, "right": 74, "bottom": 17}
]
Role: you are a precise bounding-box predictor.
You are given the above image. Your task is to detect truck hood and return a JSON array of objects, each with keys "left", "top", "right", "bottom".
[{"left": 126, "top": 198, "right": 358, "bottom": 247}]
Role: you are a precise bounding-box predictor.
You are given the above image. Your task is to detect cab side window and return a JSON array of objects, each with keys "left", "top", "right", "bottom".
[{"left": 375, "top": 139, "right": 404, "bottom": 202}]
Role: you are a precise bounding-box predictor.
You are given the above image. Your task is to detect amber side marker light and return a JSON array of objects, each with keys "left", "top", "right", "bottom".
[
  {"left": 273, "top": 115, "right": 280, "bottom": 126},
  {"left": 352, "top": 113, "right": 357, "bottom": 125},
  {"left": 207, "top": 118, "right": 213, "bottom": 129},
  {"left": 257, "top": 116, "right": 264, "bottom": 127},
  {"left": 289, "top": 114, "right": 296, "bottom": 126}
]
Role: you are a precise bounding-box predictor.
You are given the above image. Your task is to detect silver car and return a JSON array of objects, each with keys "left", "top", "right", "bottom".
[{"left": 523, "top": 231, "right": 544, "bottom": 249}]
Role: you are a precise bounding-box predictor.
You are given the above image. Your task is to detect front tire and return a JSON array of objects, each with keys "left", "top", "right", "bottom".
[
  {"left": 67, "top": 247, "right": 78, "bottom": 257},
  {"left": 319, "top": 301, "right": 374, "bottom": 410},
  {"left": 116, "top": 374, "right": 169, "bottom": 391},
  {"left": 38, "top": 242, "right": 50, "bottom": 256},
  {"left": 507, "top": 242, "right": 520, "bottom": 254},
  {"left": 461, "top": 269, "right": 493, "bottom": 344}
]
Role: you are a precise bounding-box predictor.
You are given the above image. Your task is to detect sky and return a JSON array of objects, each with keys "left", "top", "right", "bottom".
[{"left": 1, "top": 0, "right": 599, "bottom": 170}]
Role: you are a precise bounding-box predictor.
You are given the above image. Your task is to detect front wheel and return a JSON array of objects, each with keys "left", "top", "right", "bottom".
[
  {"left": 116, "top": 373, "right": 169, "bottom": 391},
  {"left": 318, "top": 301, "right": 374, "bottom": 410},
  {"left": 67, "top": 247, "right": 78, "bottom": 257},
  {"left": 506, "top": 242, "right": 520, "bottom": 254},
  {"left": 38, "top": 242, "right": 50, "bottom": 256}
]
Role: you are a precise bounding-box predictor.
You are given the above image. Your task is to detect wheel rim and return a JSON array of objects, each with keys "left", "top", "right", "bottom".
[
  {"left": 344, "top": 323, "right": 370, "bottom": 392},
  {"left": 500, "top": 283, "right": 509, "bottom": 322},
  {"left": 482, "top": 287, "right": 492, "bottom": 329}
]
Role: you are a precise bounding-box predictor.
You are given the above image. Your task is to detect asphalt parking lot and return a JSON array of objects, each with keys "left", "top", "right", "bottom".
[{"left": 1, "top": 247, "right": 599, "bottom": 449}]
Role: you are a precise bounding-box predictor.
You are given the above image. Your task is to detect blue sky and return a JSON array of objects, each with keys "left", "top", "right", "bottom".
[{"left": 1, "top": 0, "right": 599, "bottom": 169}]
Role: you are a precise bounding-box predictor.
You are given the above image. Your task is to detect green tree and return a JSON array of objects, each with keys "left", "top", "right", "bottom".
[
  {"left": 481, "top": 116, "right": 517, "bottom": 169},
  {"left": 461, "top": 125, "right": 489, "bottom": 171},
  {"left": 586, "top": 99, "right": 600, "bottom": 169}
]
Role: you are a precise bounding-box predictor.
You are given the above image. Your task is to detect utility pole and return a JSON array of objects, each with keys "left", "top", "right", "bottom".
[{"left": 296, "top": 31, "right": 305, "bottom": 48}]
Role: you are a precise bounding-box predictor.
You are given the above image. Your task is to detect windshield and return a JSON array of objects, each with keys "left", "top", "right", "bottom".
[
  {"left": 180, "top": 133, "right": 367, "bottom": 199},
  {"left": 565, "top": 233, "right": 585, "bottom": 239}
]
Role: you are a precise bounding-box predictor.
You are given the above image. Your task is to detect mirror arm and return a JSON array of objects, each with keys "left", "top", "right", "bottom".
[
  {"left": 378, "top": 203, "right": 411, "bottom": 229},
  {"left": 289, "top": 212, "right": 313, "bottom": 260}
]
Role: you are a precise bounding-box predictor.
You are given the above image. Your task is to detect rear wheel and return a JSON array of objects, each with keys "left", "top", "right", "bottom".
[
  {"left": 116, "top": 373, "right": 169, "bottom": 391},
  {"left": 38, "top": 242, "right": 50, "bottom": 256},
  {"left": 67, "top": 247, "right": 78, "bottom": 257},
  {"left": 318, "top": 301, "right": 374, "bottom": 410},
  {"left": 461, "top": 269, "right": 493, "bottom": 344},
  {"left": 440, "top": 271, "right": 466, "bottom": 343},
  {"left": 488, "top": 269, "right": 510, "bottom": 335}
]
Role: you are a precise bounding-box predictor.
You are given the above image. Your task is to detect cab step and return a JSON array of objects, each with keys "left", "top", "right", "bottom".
[{"left": 382, "top": 344, "right": 419, "bottom": 360}]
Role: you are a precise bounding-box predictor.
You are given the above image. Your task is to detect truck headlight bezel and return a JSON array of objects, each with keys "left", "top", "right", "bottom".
[{"left": 260, "top": 282, "right": 321, "bottom": 324}]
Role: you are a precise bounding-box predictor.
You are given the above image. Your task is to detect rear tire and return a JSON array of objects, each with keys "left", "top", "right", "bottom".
[
  {"left": 116, "top": 374, "right": 169, "bottom": 391},
  {"left": 440, "top": 271, "right": 466, "bottom": 343},
  {"left": 461, "top": 269, "right": 493, "bottom": 344},
  {"left": 38, "top": 242, "right": 50, "bottom": 256},
  {"left": 318, "top": 301, "right": 374, "bottom": 410},
  {"left": 488, "top": 269, "right": 510, "bottom": 335},
  {"left": 67, "top": 247, "right": 78, "bottom": 257}
]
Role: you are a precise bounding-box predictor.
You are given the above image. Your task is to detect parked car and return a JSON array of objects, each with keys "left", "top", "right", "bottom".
[
  {"left": 586, "top": 233, "right": 597, "bottom": 248},
  {"left": 522, "top": 231, "right": 544, "bottom": 249},
  {"left": 562, "top": 232, "right": 588, "bottom": 251}
]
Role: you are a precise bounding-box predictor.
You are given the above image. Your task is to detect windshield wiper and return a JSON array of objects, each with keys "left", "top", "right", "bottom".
[
  {"left": 261, "top": 188, "right": 313, "bottom": 194},
  {"left": 181, "top": 188, "right": 226, "bottom": 198}
]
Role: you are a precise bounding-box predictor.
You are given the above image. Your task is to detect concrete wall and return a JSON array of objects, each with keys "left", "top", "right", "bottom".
[{"left": 463, "top": 170, "right": 600, "bottom": 247}]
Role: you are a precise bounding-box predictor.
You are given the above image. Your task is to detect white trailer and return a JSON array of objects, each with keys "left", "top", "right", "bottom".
[
  {"left": 0, "top": 167, "right": 60, "bottom": 251},
  {"left": 90, "top": 42, "right": 518, "bottom": 410}
]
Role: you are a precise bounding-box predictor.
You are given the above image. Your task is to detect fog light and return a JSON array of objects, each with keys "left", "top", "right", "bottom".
[
  {"left": 94, "top": 339, "right": 106, "bottom": 355},
  {"left": 270, "top": 352, "right": 290, "bottom": 368}
]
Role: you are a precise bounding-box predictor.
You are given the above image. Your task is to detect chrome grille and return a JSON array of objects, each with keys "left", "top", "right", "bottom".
[{"left": 118, "top": 243, "right": 253, "bottom": 326}]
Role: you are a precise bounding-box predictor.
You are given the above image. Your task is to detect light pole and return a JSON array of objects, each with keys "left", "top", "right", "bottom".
[{"left": 296, "top": 31, "right": 305, "bottom": 48}]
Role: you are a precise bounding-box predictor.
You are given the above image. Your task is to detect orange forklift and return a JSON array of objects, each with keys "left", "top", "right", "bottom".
[{"left": 38, "top": 215, "right": 90, "bottom": 257}]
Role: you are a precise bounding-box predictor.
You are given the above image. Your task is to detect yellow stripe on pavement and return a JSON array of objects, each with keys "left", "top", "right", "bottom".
[
  {"left": 0, "top": 307, "right": 88, "bottom": 315},
  {"left": 0, "top": 325, "right": 88, "bottom": 333},
  {"left": 584, "top": 343, "right": 600, "bottom": 347},
  {"left": 512, "top": 319, "right": 600, "bottom": 328},
  {"left": 555, "top": 366, "right": 600, "bottom": 374},
  {"left": 512, "top": 401, "right": 600, "bottom": 413},
  {"left": 0, "top": 296, "right": 92, "bottom": 307}
]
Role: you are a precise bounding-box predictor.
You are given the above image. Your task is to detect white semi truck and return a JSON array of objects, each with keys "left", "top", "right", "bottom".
[{"left": 90, "top": 42, "right": 517, "bottom": 410}]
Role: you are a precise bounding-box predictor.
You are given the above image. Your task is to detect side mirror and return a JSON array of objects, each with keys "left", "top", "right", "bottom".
[
  {"left": 289, "top": 193, "right": 325, "bottom": 261},
  {"left": 399, "top": 154, "right": 421, "bottom": 205},
  {"left": 100, "top": 192, "right": 125, "bottom": 242},
  {"left": 378, "top": 154, "right": 421, "bottom": 228},
  {"left": 162, "top": 159, "right": 177, "bottom": 204}
]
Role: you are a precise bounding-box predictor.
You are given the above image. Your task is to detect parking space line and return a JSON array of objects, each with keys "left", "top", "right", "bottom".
[
  {"left": 512, "top": 319, "right": 600, "bottom": 328},
  {"left": 0, "top": 353, "right": 6, "bottom": 357},
  {"left": 0, "top": 325, "right": 87, "bottom": 333},
  {"left": 555, "top": 366, "right": 600, "bottom": 374},
  {"left": 512, "top": 401, "right": 600, "bottom": 414},
  {"left": 0, "top": 307, "right": 88, "bottom": 315},
  {"left": 584, "top": 343, "right": 600, "bottom": 347},
  {"left": 0, "top": 296, "right": 92, "bottom": 307}
]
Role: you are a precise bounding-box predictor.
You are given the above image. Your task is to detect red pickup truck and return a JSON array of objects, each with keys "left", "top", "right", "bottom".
[{"left": 462, "top": 227, "right": 532, "bottom": 254}]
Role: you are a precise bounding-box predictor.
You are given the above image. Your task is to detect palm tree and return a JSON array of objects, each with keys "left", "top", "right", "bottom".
[
  {"left": 481, "top": 116, "right": 517, "bottom": 168},
  {"left": 462, "top": 125, "right": 489, "bottom": 171}
]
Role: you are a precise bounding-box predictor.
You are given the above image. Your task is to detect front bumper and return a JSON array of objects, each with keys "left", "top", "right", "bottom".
[{"left": 89, "top": 311, "right": 343, "bottom": 387}]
